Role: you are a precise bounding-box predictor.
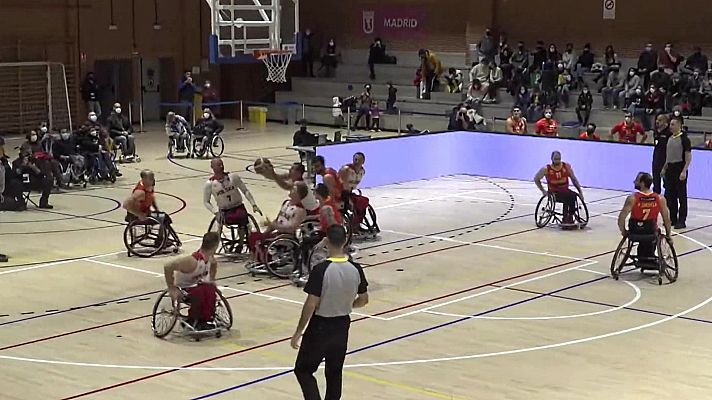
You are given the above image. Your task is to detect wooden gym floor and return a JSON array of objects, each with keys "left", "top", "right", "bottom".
[{"left": 1, "top": 122, "right": 712, "bottom": 400}]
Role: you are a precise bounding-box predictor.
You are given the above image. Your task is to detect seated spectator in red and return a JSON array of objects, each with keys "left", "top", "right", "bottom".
[
  {"left": 610, "top": 111, "right": 647, "bottom": 143},
  {"left": 535, "top": 108, "right": 559, "bottom": 137},
  {"left": 579, "top": 123, "right": 600, "bottom": 140},
  {"left": 659, "top": 43, "right": 683, "bottom": 74}
]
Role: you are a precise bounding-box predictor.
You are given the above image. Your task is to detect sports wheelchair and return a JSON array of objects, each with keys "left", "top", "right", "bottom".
[
  {"left": 123, "top": 212, "right": 182, "bottom": 257},
  {"left": 84, "top": 152, "right": 117, "bottom": 184},
  {"left": 151, "top": 286, "right": 233, "bottom": 340},
  {"left": 190, "top": 132, "right": 224, "bottom": 158},
  {"left": 611, "top": 229, "right": 679, "bottom": 285},
  {"left": 535, "top": 191, "right": 589, "bottom": 229},
  {"left": 58, "top": 155, "right": 87, "bottom": 188},
  {"left": 207, "top": 209, "right": 260, "bottom": 256},
  {"left": 343, "top": 189, "right": 380, "bottom": 241},
  {"left": 167, "top": 134, "right": 192, "bottom": 159}
]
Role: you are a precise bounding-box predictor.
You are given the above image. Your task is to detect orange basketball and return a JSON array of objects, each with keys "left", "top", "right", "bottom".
[{"left": 253, "top": 157, "right": 273, "bottom": 174}]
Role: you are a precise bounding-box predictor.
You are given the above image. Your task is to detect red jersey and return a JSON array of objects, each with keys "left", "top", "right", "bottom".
[
  {"left": 579, "top": 131, "right": 600, "bottom": 140},
  {"left": 508, "top": 117, "right": 527, "bottom": 134},
  {"left": 319, "top": 196, "right": 343, "bottom": 231},
  {"left": 535, "top": 118, "right": 558, "bottom": 136},
  {"left": 546, "top": 163, "right": 571, "bottom": 193},
  {"left": 133, "top": 180, "right": 155, "bottom": 215},
  {"left": 706, "top": 139, "right": 712, "bottom": 149},
  {"left": 631, "top": 192, "right": 661, "bottom": 222},
  {"left": 324, "top": 167, "right": 344, "bottom": 200},
  {"left": 612, "top": 121, "right": 644, "bottom": 143}
]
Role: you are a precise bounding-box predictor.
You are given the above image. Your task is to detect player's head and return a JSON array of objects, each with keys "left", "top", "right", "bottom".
[
  {"left": 544, "top": 108, "right": 553, "bottom": 119},
  {"left": 550, "top": 151, "right": 562, "bottom": 166},
  {"left": 290, "top": 181, "right": 309, "bottom": 203},
  {"left": 655, "top": 113, "right": 670, "bottom": 131},
  {"left": 289, "top": 162, "right": 305, "bottom": 181},
  {"left": 166, "top": 111, "right": 176, "bottom": 123},
  {"left": 634, "top": 172, "right": 653, "bottom": 191},
  {"left": 200, "top": 231, "right": 221, "bottom": 255},
  {"left": 624, "top": 111, "right": 633, "bottom": 124},
  {"left": 511, "top": 106, "right": 522, "bottom": 118},
  {"left": 140, "top": 169, "right": 155, "bottom": 189},
  {"left": 210, "top": 157, "right": 224, "bottom": 174},
  {"left": 353, "top": 152, "right": 365, "bottom": 166},
  {"left": 314, "top": 183, "right": 330, "bottom": 202},
  {"left": 586, "top": 123, "right": 597, "bottom": 133},
  {"left": 326, "top": 224, "right": 348, "bottom": 252},
  {"left": 313, "top": 155, "right": 326, "bottom": 175}
]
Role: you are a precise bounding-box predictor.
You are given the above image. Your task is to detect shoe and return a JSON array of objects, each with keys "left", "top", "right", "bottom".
[
  {"left": 115, "top": 171, "right": 123, "bottom": 177},
  {"left": 0, "top": 254, "right": 8, "bottom": 262},
  {"left": 39, "top": 203, "right": 54, "bottom": 209},
  {"left": 674, "top": 222, "right": 686, "bottom": 229}
]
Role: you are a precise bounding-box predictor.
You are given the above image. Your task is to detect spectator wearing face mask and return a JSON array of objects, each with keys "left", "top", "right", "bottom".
[
  {"left": 107, "top": 103, "right": 137, "bottom": 161},
  {"left": 547, "top": 44, "right": 561, "bottom": 64},
  {"left": 574, "top": 43, "right": 594, "bottom": 88},
  {"left": 579, "top": 123, "right": 600, "bottom": 140},
  {"left": 601, "top": 65, "right": 624, "bottom": 109},
  {"left": 514, "top": 85, "right": 532, "bottom": 111},
  {"left": 645, "top": 84, "right": 665, "bottom": 120},
  {"left": 81, "top": 72, "right": 102, "bottom": 118},
  {"left": 77, "top": 126, "right": 116, "bottom": 181},
  {"left": 627, "top": 88, "right": 647, "bottom": 130},
  {"left": 670, "top": 73, "right": 691, "bottom": 104},
  {"left": 659, "top": 43, "right": 682, "bottom": 74},
  {"left": 53, "top": 129, "right": 86, "bottom": 180},
  {"left": 610, "top": 111, "right": 646, "bottom": 143},
  {"left": 483, "top": 62, "right": 503, "bottom": 103},
  {"left": 13, "top": 142, "right": 53, "bottom": 209},
  {"left": 534, "top": 108, "right": 558, "bottom": 137},
  {"left": 193, "top": 108, "right": 224, "bottom": 150},
  {"left": 80, "top": 111, "right": 102, "bottom": 135},
  {"left": 576, "top": 85, "right": 593, "bottom": 125},
  {"left": 637, "top": 43, "right": 658, "bottom": 89},
  {"left": 556, "top": 64, "right": 572, "bottom": 108},
  {"left": 352, "top": 84, "right": 373, "bottom": 130},
  {"left": 22, "top": 129, "right": 63, "bottom": 190},
  {"left": 650, "top": 65, "right": 673, "bottom": 98},
  {"left": 619, "top": 68, "right": 642, "bottom": 109},
  {"left": 509, "top": 42, "right": 530, "bottom": 94}
]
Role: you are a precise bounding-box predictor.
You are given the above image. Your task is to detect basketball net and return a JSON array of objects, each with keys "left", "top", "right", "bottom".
[{"left": 258, "top": 51, "right": 293, "bottom": 83}]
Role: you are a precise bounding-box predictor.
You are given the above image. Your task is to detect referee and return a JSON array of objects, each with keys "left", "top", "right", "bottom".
[
  {"left": 651, "top": 114, "right": 671, "bottom": 194},
  {"left": 292, "top": 224, "right": 369, "bottom": 400},
  {"left": 662, "top": 118, "right": 692, "bottom": 229}
]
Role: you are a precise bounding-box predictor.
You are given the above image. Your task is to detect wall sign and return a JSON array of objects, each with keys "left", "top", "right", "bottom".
[
  {"left": 360, "top": 7, "right": 425, "bottom": 38},
  {"left": 603, "top": 0, "right": 616, "bottom": 20}
]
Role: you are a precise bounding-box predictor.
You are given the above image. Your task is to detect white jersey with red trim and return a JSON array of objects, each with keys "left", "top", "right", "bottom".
[
  {"left": 203, "top": 172, "right": 256, "bottom": 213},
  {"left": 174, "top": 251, "right": 213, "bottom": 287},
  {"left": 345, "top": 163, "right": 366, "bottom": 190}
]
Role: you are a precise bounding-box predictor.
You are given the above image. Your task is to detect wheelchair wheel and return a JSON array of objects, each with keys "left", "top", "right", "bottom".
[
  {"left": 342, "top": 213, "right": 354, "bottom": 245},
  {"left": 306, "top": 242, "right": 328, "bottom": 276},
  {"left": 535, "top": 194, "right": 554, "bottom": 228},
  {"left": 208, "top": 213, "right": 260, "bottom": 255},
  {"left": 574, "top": 194, "right": 589, "bottom": 229},
  {"left": 610, "top": 235, "right": 632, "bottom": 280},
  {"left": 658, "top": 235, "right": 679, "bottom": 284},
  {"left": 214, "top": 290, "right": 233, "bottom": 330},
  {"left": 123, "top": 217, "right": 167, "bottom": 258},
  {"left": 151, "top": 289, "right": 178, "bottom": 338},
  {"left": 210, "top": 136, "right": 225, "bottom": 157},
  {"left": 264, "top": 237, "right": 300, "bottom": 279},
  {"left": 358, "top": 204, "right": 380, "bottom": 234}
]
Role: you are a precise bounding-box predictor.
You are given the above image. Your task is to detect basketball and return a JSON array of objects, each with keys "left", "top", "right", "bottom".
[{"left": 253, "top": 157, "right": 273, "bottom": 175}]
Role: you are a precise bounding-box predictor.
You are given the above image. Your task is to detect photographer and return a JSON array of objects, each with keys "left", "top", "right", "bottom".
[
  {"left": 13, "top": 146, "right": 53, "bottom": 209},
  {"left": 0, "top": 136, "right": 26, "bottom": 211}
]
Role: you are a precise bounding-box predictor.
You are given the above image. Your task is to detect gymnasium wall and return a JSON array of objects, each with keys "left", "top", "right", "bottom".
[{"left": 316, "top": 132, "right": 712, "bottom": 200}]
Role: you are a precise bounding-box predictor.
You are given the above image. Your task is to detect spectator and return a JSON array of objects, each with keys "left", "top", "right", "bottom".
[
  {"left": 509, "top": 41, "right": 530, "bottom": 93},
  {"left": 293, "top": 119, "right": 318, "bottom": 149},
  {"left": 652, "top": 114, "right": 671, "bottom": 194},
  {"left": 527, "top": 87, "right": 544, "bottom": 122},
  {"left": 688, "top": 84, "right": 704, "bottom": 116},
  {"left": 650, "top": 65, "right": 673, "bottom": 97},
  {"left": 645, "top": 84, "right": 665, "bottom": 125},
  {"left": 514, "top": 85, "right": 532, "bottom": 110},
  {"left": 594, "top": 45, "right": 619, "bottom": 88},
  {"left": 77, "top": 126, "right": 116, "bottom": 181},
  {"left": 418, "top": 49, "right": 443, "bottom": 100},
  {"left": 367, "top": 38, "right": 396, "bottom": 80},
  {"left": 477, "top": 28, "right": 497, "bottom": 62},
  {"left": 467, "top": 79, "right": 486, "bottom": 103},
  {"left": 0, "top": 136, "right": 25, "bottom": 211},
  {"left": 499, "top": 39, "right": 514, "bottom": 83},
  {"left": 670, "top": 73, "right": 691, "bottom": 104},
  {"left": 670, "top": 106, "right": 684, "bottom": 124},
  {"left": 562, "top": 43, "right": 576, "bottom": 71},
  {"left": 448, "top": 105, "right": 468, "bottom": 130},
  {"left": 471, "top": 60, "right": 491, "bottom": 96},
  {"left": 484, "top": 62, "right": 503, "bottom": 103},
  {"left": 628, "top": 88, "right": 647, "bottom": 130},
  {"left": 80, "top": 72, "right": 101, "bottom": 118},
  {"left": 684, "top": 46, "right": 709, "bottom": 75},
  {"left": 80, "top": 111, "right": 103, "bottom": 134},
  {"left": 107, "top": 102, "right": 137, "bottom": 161},
  {"left": 659, "top": 43, "right": 682, "bottom": 74},
  {"left": 601, "top": 65, "right": 623, "bottom": 109},
  {"left": 610, "top": 111, "right": 646, "bottom": 143},
  {"left": 386, "top": 82, "right": 398, "bottom": 113},
  {"left": 579, "top": 123, "right": 600, "bottom": 140},
  {"left": 531, "top": 41, "right": 547, "bottom": 72},
  {"left": 445, "top": 68, "right": 463, "bottom": 93},
  {"left": 574, "top": 43, "right": 594, "bottom": 88},
  {"left": 178, "top": 71, "right": 196, "bottom": 121},
  {"left": 556, "top": 64, "right": 572, "bottom": 108},
  {"left": 465, "top": 107, "right": 486, "bottom": 130},
  {"left": 13, "top": 145, "right": 52, "bottom": 209},
  {"left": 547, "top": 44, "right": 561, "bottom": 64},
  {"left": 619, "top": 67, "right": 642, "bottom": 108},
  {"left": 540, "top": 61, "right": 557, "bottom": 97},
  {"left": 332, "top": 97, "right": 344, "bottom": 128},
  {"left": 637, "top": 43, "right": 658, "bottom": 88},
  {"left": 53, "top": 129, "right": 86, "bottom": 184},
  {"left": 370, "top": 101, "right": 381, "bottom": 132},
  {"left": 302, "top": 28, "right": 316, "bottom": 77},
  {"left": 576, "top": 85, "right": 594, "bottom": 125},
  {"left": 352, "top": 84, "right": 373, "bottom": 130},
  {"left": 534, "top": 107, "right": 559, "bottom": 136},
  {"left": 22, "top": 130, "right": 62, "bottom": 190},
  {"left": 321, "top": 38, "right": 339, "bottom": 78}
]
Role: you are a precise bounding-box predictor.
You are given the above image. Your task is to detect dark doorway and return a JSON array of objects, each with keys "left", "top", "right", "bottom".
[{"left": 93, "top": 59, "right": 133, "bottom": 124}]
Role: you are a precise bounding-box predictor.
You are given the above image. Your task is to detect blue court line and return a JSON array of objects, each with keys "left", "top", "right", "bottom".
[{"left": 191, "top": 242, "right": 712, "bottom": 399}]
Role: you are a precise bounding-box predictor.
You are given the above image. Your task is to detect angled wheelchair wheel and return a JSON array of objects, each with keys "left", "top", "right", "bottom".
[
  {"left": 210, "top": 136, "right": 225, "bottom": 157},
  {"left": 214, "top": 290, "right": 233, "bottom": 330},
  {"left": 264, "top": 237, "right": 300, "bottom": 279},
  {"left": 208, "top": 213, "right": 259, "bottom": 255},
  {"left": 658, "top": 235, "right": 679, "bottom": 284},
  {"left": 574, "top": 193, "right": 589, "bottom": 229},
  {"left": 306, "top": 241, "right": 328, "bottom": 276},
  {"left": 151, "top": 289, "right": 178, "bottom": 338},
  {"left": 342, "top": 213, "right": 354, "bottom": 245},
  {"left": 123, "top": 217, "right": 167, "bottom": 258},
  {"left": 359, "top": 204, "right": 380, "bottom": 234},
  {"left": 610, "top": 235, "right": 632, "bottom": 280},
  {"left": 535, "top": 194, "right": 555, "bottom": 228}
]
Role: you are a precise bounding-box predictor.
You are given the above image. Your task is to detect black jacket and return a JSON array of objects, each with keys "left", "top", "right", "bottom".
[
  {"left": 577, "top": 92, "right": 593, "bottom": 109},
  {"left": 653, "top": 128, "right": 671, "bottom": 164},
  {"left": 293, "top": 128, "right": 318, "bottom": 146},
  {"left": 107, "top": 113, "right": 133, "bottom": 138}
]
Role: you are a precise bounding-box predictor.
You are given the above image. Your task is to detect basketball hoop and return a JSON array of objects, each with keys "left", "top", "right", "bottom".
[{"left": 255, "top": 50, "right": 293, "bottom": 83}]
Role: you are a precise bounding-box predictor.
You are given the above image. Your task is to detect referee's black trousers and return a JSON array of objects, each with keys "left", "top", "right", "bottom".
[
  {"left": 664, "top": 162, "right": 688, "bottom": 225},
  {"left": 295, "top": 315, "right": 350, "bottom": 400}
]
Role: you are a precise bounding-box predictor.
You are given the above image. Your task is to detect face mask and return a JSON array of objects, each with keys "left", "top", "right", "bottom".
[
  {"left": 30, "top": 135, "right": 38, "bottom": 142},
  {"left": 61, "top": 133, "right": 70, "bottom": 140},
  {"left": 584, "top": 48, "right": 590, "bottom": 52},
  {"left": 673, "top": 111, "right": 681, "bottom": 117},
  {"left": 624, "top": 117, "right": 632, "bottom": 123},
  {"left": 90, "top": 130, "right": 98, "bottom": 137},
  {"left": 40, "top": 126, "right": 48, "bottom": 133},
  {"left": 583, "top": 89, "right": 589, "bottom": 94},
  {"left": 629, "top": 71, "right": 635, "bottom": 76},
  {"left": 204, "top": 83, "right": 211, "bottom": 88},
  {"left": 650, "top": 88, "right": 656, "bottom": 93},
  {"left": 544, "top": 113, "right": 552, "bottom": 119},
  {"left": 203, "top": 113, "right": 210, "bottom": 119},
  {"left": 665, "top": 47, "right": 671, "bottom": 52},
  {"left": 645, "top": 47, "right": 652, "bottom": 52},
  {"left": 329, "top": 41, "right": 334, "bottom": 46},
  {"left": 114, "top": 108, "right": 121, "bottom": 114},
  {"left": 89, "top": 115, "right": 97, "bottom": 122}
]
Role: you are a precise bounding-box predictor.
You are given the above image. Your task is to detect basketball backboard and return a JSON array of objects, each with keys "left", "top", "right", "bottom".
[{"left": 206, "top": 0, "right": 300, "bottom": 64}]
